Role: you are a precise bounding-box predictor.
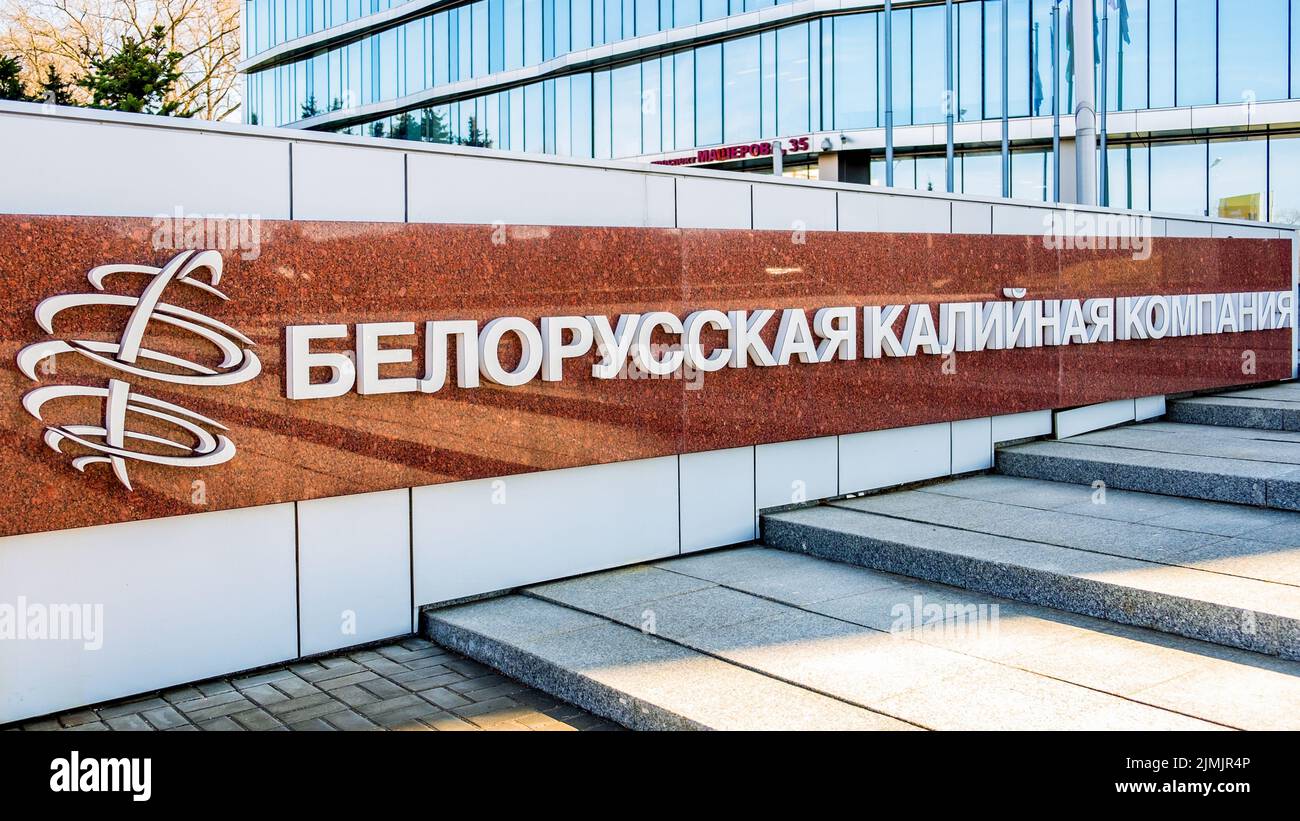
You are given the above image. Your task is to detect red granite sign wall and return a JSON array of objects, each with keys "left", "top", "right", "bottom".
[{"left": 0, "top": 215, "right": 1291, "bottom": 537}]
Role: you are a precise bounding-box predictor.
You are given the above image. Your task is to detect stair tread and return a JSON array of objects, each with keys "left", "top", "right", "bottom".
[
  {"left": 425, "top": 593, "right": 911, "bottom": 731},
  {"left": 772, "top": 503, "right": 1300, "bottom": 619},
  {"left": 997, "top": 424, "right": 1300, "bottom": 509},
  {"left": 432, "top": 552, "right": 1300, "bottom": 729}
]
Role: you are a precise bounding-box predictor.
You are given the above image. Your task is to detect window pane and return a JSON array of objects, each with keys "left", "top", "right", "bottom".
[
  {"left": 570, "top": 72, "right": 593, "bottom": 156},
  {"left": 888, "top": 8, "right": 912, "bottom": 125},
  {"left": 984, "top": 0, "right": 1002, "bottom": 118},
  {"left": 642, "top": 57, "right": 661, "bottom": 153},
  {"left": 962, "top": 151, "right": 1003, "bottom": 197},
  {"left": 1209, "top": 138, "right": 1267, "bottom": 221},
  {"left": 1219, "top": 0, "right": 1288, "bottom": 105},
  {"left": 696, "top": 43, "right": 722, "bottom": 144},
  {"left": 1151, "top": 140, "right": 1207, "bottom": 215},
  {"left": 1030, "top": 0, "right": 1053, "bottom": 116},
  {"left": 675, "top": 0, "right": 699, "bottom": 27},
  {"left": 776, "top": 23, "right": 810, "bottom": 135},
  {"left": 912, "top": 6, "right": 944, "bottom": 124},
  {"left": 1107, "top": 143, "right": 1150, "bottom": 210},
  {"left": 723, "top": 35, "right": 760, "bottom": 142},
  {"left": 1269, "top": 134, "right": 1300, "bottom": 224},
  {"left": 1175, "top": 0, "right": 1214, "bottom": 106},
  {"left": 1108, "top": 0, "right": 1148, "bottom": 110},
  {"left": 957, "top": 0, "right": 982, "bottom": 121},
  {"left": 916, "top": 155, "right": 945, "bottom": 192},
  {"left": 1011, "top": 148, "right": 1048, "bottom": 201},
  {"left": 1148, "top": 0, "right": 1174, "bottom": 107},
  {"left": 761, "top": 29, "right": 775, "bottom": 138},
  {"left": 675, "top": 50, "right": 695, "bottom": 147},
  {"left": 593, "top": 69, "right": 611, "bottom": 157},
  {"left": 833, "top": 13, "right": 877, "bottom": 129},
  {"left": 1006, "top": 0, "right": 1029, "bottom": 117},
  {"left": 611, "top": 63, "right": 641, "bottom": 156}
]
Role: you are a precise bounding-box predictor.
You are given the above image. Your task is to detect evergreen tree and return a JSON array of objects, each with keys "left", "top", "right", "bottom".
[
  {"left": 0, "top": 54, "right": 28, "bottom": 101},
  {"left": 459, "top": 115, "right": 492, "bottom": 148},
  {"left": 37, "top": 65, "right": 75, "bottom": 106},
  {"left": 420, "top": 108, "right": 451, "bottom": 143},
  {"left": 300, "top": 95, "right": 320, "bottom": 118},
  {"left": 79, "top": 25, "right": 188, "bottom": 115}
]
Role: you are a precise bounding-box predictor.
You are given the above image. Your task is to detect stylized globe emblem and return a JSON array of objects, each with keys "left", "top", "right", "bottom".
[{"left": 16, "top": 250, "right": 261, "bottom": 490}]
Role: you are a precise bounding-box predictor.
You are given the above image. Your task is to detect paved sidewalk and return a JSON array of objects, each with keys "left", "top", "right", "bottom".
[{"left": 9, "top": 636, "right": 619, "bottom": 731}]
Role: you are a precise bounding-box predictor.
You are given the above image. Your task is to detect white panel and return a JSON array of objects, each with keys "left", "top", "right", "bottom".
[
  {"left": 1164, "top": 219, "right": 1213, "bottom": 237},
  {"left": 1136, "top": 107, "right": 1193, "bottom": 132},
  {"left": 412, "top": 457, "right": 679, "bottom": 604},
  {"left": 676, "top": 177, "right": 751, "bottom": 229},
  {"left": 407, "top": 152, "right": 674, "bottom": 226},
  {"left": 1190, "top": 104, "right": 1244, "bottom": 130},
  {"left": 0, "top": 114, "right": 291, "bottom": 218},
  {"left": 838, "top": 191, "right": 950, "bottom": 233},
  {"left": 991, "top": 409, "right": 1053, "bottom": 443},
  {"left": 297, "top": 489, "right": 412, "bottom": 656},
  {"left": 0, "top": 504, "right": 297, "bottom": 724},
  {"left": 992, "top": 204, "right": 1052, "bottom": 235},
  {"left": 839, "top": 423, "right": 951, "bottom": 494},
  {"left": 1134, "top": 395, "right": 1167, "bottom": 421},
  {"left": 755, "top": 436, "right": 838, "bottom": 509},
  {"left": 751, "top": 183, "right": 837, "bottom": 230},
  {"left": 291, "top": 142, "right": 405, "bottom": 222},
  {"left": 951, "top": 201, "right": 992, "bottom": 234},
  {"left": 679, "top": 447, "right": 756, "bottom": 553},
  {"left": 951, "top": 416, "right": 994, "bottom": 473},
  {"left": 1210, "top": 223, "right": 1280, "bottom": 239},
  {"left": 1054, "top": 399, "right": 1136, "bottom": 439}
]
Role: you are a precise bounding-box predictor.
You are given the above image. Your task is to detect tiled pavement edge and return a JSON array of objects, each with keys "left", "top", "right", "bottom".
[{"left": 8, "top": 637, "right": 620, "bottom": 732}]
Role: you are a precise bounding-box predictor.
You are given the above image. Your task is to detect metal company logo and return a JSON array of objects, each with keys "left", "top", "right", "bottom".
[{"left": 15, "top": 250, "right": 261, "bottom": 490}]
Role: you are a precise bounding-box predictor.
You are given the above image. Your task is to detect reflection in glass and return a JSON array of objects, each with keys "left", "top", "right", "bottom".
[
  {"left": 1175, "top": 0, "right": 1215, "bottom": 106},
  {"left": 1219, "top": 0, "right": 1288, "bottom": 105},
  {"left": 724, "top": 36, "right": 761, "bottom": 144},
  {"left": 696, "top": 43, "right": 723, "bottom": 145},
  {"left": 1108, "top": 143, "right": 1150, "bottom": 211},
  {"left": 1151, "top": 140, "right": 1207, "bottom": 215},
  {"left": 834, "top": 13, "right": 877, "bottom": 129},
  {"left": 1269, "top": 134, "right": 1300, "bottom": 224},
  {"left": 1208, "top": 138, "right": 1267, "bottom": 221}
]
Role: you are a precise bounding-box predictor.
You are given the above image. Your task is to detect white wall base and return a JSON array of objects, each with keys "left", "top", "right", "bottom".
[
  {"left": 1054, "top": 399, "right": 1138, "bottom": 439},
  {"left": 0, "top": 505, "right": 297, "bottom": 725}
]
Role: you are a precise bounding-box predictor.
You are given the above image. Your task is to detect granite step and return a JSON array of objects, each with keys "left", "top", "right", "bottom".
[
  {"left": 1168, "top": 384, "right": 1300, "bottom": 431},
  {"left": 426, "top": 552, "right": 1300, "bottom": 729},
  {"left": 422, "top": 592, "right": 913, "bottom": 730},
  {"left": 996, "top": 421, "right": 1300, "bottom": 510},
  {"left": 761, "top": 475, "right": 1300, "bottom": 661}
]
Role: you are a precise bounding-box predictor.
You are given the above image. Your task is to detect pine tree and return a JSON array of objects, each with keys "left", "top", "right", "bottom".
[
  {"left": 0, "top": 54, "right": 28, "bottom": 101},
  {"left": 459, "top": 115, "right": 492, "bottom": 148},
  {"left": 37, "top": 65, "right": 75, "bottom": 106},
  {"left": 78, "top": 25, "right": 188, "bottom": 116}
]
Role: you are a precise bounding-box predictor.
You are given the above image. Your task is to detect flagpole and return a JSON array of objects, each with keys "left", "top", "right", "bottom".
[
  {"left": 1052, "top": 0, "right": 1060, "bottom": 202},
  {"left": 1100, "top": 0, "right": 1110, "bottom": 206},
  {"left": 885, "top": 0, "right": 894, "bottom": 187},
  {"left": 945, "top": 0, "right": 954, "bottom": 193}
]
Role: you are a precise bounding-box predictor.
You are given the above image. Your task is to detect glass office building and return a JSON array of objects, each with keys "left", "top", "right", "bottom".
[{"left": 241, "top": 0, "right": 1300, "bottom": 223}]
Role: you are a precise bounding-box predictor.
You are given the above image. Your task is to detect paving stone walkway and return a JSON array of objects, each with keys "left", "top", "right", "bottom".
[{"left": 9, "top": 637, "right": 618, "bottom": 731}]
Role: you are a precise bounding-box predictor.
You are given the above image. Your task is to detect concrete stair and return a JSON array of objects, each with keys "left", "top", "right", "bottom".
[
  {"left": 997, "top": 422, "right": 1300, "bottom": 510},
  {"left": 423, "top": 389, "right": 1300, "bottom": 729},
  {"left": 425, "top": 549, "right": 1300, "bottom": 730},
  {"left": 1167, "top": 384, "right": 1300, "bottom": 431},
  {"left": 763, "top": 477, "right": 1300, "bottom": 660}
]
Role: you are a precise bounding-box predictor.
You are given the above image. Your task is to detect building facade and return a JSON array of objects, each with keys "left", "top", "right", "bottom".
[{"left": 239, "top": 0, "right": 1300, "bottom": 222}]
